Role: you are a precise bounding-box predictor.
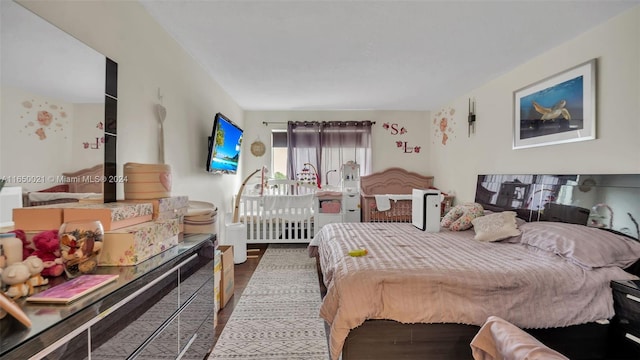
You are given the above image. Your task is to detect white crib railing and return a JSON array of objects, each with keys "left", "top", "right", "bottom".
[{"left": 235, "top": 193, "right": 316, "bottom": 243}]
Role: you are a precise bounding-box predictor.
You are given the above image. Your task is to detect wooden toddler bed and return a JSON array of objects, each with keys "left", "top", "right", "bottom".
[
  {"left": 312, "top": 173, "right": 640, "bottom": 360},
  {"left": 360, "top": 167, "right": 434, "bottom": 222},
  {"left": 23, "top": 164, "right": 104, "bottom": 206}
]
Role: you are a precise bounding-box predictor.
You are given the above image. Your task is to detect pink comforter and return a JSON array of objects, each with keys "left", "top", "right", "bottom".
[{"left": 315, "top": 223, "right": 637, "bottom": 360}]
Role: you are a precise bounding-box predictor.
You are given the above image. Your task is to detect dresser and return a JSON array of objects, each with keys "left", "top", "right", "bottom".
[
  {"left": 0, "top": 233, "right": 216, "bottom": 360},
  {"left": 609, "top": 280, "right": 640, "bottom": 358}
]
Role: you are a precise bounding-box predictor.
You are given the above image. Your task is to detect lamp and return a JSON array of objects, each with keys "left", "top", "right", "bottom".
[{"left": 468, "top": 97, "right": 476, "bottom": 137}]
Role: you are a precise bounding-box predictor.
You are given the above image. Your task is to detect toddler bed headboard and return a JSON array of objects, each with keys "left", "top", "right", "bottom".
[
  {"left": 360, "top": 168, "right": 434, "bottom": 222},
  {"left": 24, "top": 164, "right": 104, "bottom": 206}
]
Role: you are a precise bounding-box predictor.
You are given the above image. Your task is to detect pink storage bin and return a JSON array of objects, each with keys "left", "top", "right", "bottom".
[{"left": 321, "top": 202, "right": 341, "bottom": 213}]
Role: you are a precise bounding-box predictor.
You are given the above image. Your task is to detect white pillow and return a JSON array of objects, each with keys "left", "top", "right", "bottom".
[{"left": 472, "top": 211, "right": 521, "bottom": 242}]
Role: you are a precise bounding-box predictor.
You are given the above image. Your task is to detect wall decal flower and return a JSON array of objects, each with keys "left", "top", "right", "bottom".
[
  {"left": 432, "top": 107, "right": 456, "bottom": 146},
  {"left": 37, "top": 110, "right": 53, "bottom": 126},
  {"left": 35, "top": 128, "right": 46, "bottom": 140}
]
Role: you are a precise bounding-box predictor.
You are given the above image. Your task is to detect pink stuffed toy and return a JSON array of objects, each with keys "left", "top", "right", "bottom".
[{"left": 31, "top": 230, "right": 64, "bottom": 277}]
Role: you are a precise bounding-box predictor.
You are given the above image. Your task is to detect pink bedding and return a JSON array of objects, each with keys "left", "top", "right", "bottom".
[{"left": 315, "top": 222, "right": 638, "bottom": 360}]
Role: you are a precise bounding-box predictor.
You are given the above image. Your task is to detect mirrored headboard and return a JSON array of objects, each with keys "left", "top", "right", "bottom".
[
  {"left": 475, "top": 174, "right": 640, "bottom": 240},
  {"left": 0, "top": 1, "right": 117, "bottom": 202}
]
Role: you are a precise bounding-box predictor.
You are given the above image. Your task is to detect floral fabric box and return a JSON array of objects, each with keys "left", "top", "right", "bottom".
[
  {"left": 120, "top": 196, "right": 189, "bottom": 220},
  {"left": 63, "top": 202, "right": 153, "bottom": 231},
  {"left": 98, "top": 218, "right": 180, "bottom": 266}
]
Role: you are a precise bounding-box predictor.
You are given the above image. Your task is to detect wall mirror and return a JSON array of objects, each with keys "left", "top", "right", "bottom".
[
  {"left": 476, "top": 174, "right": 640, "bottom": 240},
  {"left": 0, "top": 0, "right": 117, "bottom": 204}
]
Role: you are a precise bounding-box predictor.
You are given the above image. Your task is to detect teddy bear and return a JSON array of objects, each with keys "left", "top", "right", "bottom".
[
  {"left": 23, "top": 256, "right": 49, "bottom": 287},
  {"left": 2, "top": 262, "right": 32, "bottom": 299},
  {"left": 440, "top": 202, "right": 485, "bottom": 231},
  {"left": 31, "top": 230, "right": 64, "bottom": 278}
]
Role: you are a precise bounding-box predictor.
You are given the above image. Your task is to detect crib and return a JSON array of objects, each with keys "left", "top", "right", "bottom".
[{"left": 235, "top": 180, "right": 317, "bottom": 243}]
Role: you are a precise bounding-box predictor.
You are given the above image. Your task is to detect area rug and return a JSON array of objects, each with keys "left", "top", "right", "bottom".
[{"left": 208, "top": 244, "right": 329, "bottom": 360}]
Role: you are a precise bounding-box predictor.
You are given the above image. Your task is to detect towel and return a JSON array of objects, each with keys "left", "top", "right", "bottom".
[
  {"left": 470, "top": 316, "right": 569, "bottom": 360},
  {"left": 374, "top": 195, "right": 392, "bottom": 211},
  {"left": 374, "top": 194, "right": 413, "bottom": 211}
]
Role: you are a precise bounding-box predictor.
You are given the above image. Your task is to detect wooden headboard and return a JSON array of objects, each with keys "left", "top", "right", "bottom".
[
  {"left": 62, "top": 164, "right": 104, "bottom": 193},
  {"left": 360, "top": 167, "right": 434, "bottom": 195}
]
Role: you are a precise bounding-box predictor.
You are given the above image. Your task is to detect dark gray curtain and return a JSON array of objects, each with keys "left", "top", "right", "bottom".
[
  {"left": 287, "top": 121, "right": 373, "bottom": 184},
  {"left": 287, "top": 121, "right": 322, "bottom": 181}
]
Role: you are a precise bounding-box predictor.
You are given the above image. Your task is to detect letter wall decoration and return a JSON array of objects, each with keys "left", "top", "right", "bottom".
[{"left": 381, "top": 122, "right": 421, "bottom": 154}]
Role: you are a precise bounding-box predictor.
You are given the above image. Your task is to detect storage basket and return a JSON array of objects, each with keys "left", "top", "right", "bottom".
[{"left": 123, "top": 163, "right": 172, "bottom": 200}]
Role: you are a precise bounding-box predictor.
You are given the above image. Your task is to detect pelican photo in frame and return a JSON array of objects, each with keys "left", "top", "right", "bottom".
[{"left": 513, "top": 59, "right": 596, "bottom": 149}]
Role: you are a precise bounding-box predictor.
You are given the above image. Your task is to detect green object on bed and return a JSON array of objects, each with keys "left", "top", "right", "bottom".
[{"left": 0, "top": 179, "right": 5, "bottom": 192}]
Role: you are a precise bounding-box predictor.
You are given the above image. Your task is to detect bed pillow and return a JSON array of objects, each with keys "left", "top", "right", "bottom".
[
  {"left": 441, "top": 203, "right": 484, "bottom": 231},
  {"left": 518, "top": 222, "right": 640, "bottom": 269},
  {"left": 471, "top": 211, "right": 521, "bottom": 242}
]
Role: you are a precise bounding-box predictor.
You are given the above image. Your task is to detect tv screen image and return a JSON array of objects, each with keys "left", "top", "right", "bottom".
[{"left": 207, "top": 113, "right": 243, "bottom": 174}]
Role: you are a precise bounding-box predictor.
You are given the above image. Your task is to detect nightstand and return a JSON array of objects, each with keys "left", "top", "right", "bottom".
[{"left": 609, "top": 280, "right": 640, "bottom": 357}]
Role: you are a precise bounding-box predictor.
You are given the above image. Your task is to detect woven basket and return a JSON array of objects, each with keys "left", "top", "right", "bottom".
[{"left": 123, "top": 162, "right": 171, "bottom": 200}]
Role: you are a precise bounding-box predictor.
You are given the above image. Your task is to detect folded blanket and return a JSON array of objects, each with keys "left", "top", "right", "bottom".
[
  {"left": 374, "top": 195, "right": 392, "bottom": 211},
  {"left": 374, "top": 194, "right": 412, "bottom": 211},
  {"left": 470, "top": 316, "right": 569, "bottom": 360}
]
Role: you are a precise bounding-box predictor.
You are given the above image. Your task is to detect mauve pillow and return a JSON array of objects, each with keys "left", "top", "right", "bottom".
[{"left": 519, "top": 222, "right": 640, "bottom": 269}]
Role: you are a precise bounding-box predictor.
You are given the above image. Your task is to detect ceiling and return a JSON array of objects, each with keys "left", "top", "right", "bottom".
[{"left": 142, "top": 1, "right": 638, "bottom": 111}]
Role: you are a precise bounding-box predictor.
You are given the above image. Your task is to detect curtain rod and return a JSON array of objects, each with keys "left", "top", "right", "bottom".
[{"left": 262, "top": 120, "right": 376, "bottom": 126}]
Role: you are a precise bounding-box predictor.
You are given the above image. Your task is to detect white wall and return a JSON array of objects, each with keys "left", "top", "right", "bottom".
[
  {"left": 430, "top": 6, "right": 640, "bottom": 204},
  {"left": 243, "top": 110, "right": 437, "bottom": 184},
  {"left": 1, "top": 86, "right": 75, "bottom": 191},
  {"left": 19, "top": 1, "right": 244, "bottom": 228},
  {"left": 72, "top": 103, "right": 105, "bottom": 170}
]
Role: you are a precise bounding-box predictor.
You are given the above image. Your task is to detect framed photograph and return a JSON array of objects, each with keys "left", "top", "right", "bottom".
[{"left": 513, "top": 59, "right": 596, "bottom": 149}]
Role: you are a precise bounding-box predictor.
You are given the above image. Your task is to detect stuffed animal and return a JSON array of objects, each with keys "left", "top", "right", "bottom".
[
  {"left": 2, "top": 262, "right": 32, "bottom": 299},
  {"left": 440, "top": 202, "right": 484, "bottom": 231},
  {"left": 23, "top": 256, "right": 49, "bottom": 287},
  {"left": 32, "top": 230, "right": 64, "bottom": 278}
]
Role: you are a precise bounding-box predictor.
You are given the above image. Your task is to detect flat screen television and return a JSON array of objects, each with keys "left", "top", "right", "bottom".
[{"left": 206, "top": 113, "right": 243, "bottom": 174}]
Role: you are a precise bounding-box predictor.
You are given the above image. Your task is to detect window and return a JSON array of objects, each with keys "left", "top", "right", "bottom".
[
  {"left": 271, "top": 130, "right": 288, "bottom": 179},
  {"left": 277, "top": 121, "right": 372, "bottom": 186}
]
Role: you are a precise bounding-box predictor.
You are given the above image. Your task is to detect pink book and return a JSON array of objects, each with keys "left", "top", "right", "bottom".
[{"left": 26, "top": 274, "right": 119, "bottom": 304}]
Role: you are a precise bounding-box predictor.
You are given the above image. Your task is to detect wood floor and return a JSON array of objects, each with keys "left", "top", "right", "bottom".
[{"left": 213, "top": 243, "right": 268, "bottom": 346}]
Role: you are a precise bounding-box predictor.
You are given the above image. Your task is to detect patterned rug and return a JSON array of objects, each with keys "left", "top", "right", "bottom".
[{"left": 208, "top": 244, "right": 329, "bottom": 360}]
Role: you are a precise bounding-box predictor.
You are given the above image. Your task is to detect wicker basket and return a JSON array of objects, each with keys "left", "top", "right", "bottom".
[{"left": 123, "top": 162, "right": 172, "bottom": 200}]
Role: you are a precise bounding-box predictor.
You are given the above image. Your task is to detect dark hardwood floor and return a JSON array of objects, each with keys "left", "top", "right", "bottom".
[{"left": 213, "top": 243, "right": 268, "bottom": 345}]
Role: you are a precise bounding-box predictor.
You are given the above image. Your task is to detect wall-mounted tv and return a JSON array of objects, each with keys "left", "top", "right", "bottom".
[{"left": 206, "top": 113, "right": 243, "bottom": 174}]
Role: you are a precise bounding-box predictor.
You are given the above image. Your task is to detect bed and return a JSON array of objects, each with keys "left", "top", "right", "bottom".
[
  {"left": 310, "top": 172, "right": 640, "bottom": 360},
  {"left": 23, "top": 164, "right": 103, "bottom": 206},
  {"left": 235, "top": 179, "right": 317, "bottom": 243}
]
